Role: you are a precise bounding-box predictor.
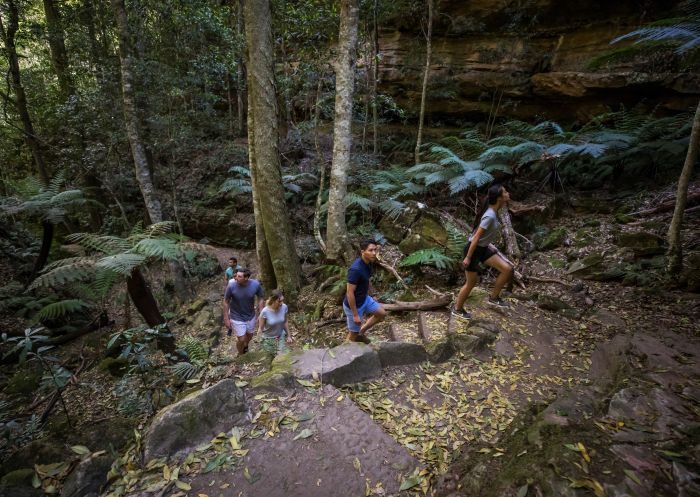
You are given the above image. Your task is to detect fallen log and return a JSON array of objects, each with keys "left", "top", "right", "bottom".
[
  {"left": 383, "top": 295, "right": 451, "bottom": 312},
  {"left": 630, "top": 192, "right": 700, "bottom": 216}
]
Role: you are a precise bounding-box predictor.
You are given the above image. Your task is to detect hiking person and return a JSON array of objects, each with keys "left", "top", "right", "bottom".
[
  {"left": 223, "top": 268, "right": 264, "bottom": 355},
  {"left": 452, "top": 184, "right": 514, "bottom": 320},
  {"left": 343, "top": 239, "right": 386, "bottom": 343},
  {"left": 225, "top": 256, "right": 242, "bottom": 282},
  {"left": 258, "top": 289, "right": 293, "bottom": 355}
]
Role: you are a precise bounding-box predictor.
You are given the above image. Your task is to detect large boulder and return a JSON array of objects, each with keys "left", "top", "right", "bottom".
[
  {"left": 377, "top": 202, "right": 422, "bottom": 243},
  {"left": 538, "top": 227, "right": 568, "bottom": 251},
  {"left": 143, "top": 379, "right": 248, "bottom": 461},
  {"left": 289, "top": 343, "right": 382, "bottom": 386},
  {"left": 373, "top": 341, "right": 428, "bottom": 367},
  {"left": 398, "top": 213, "right": 448, "bottom": 255},
  {"left": 617, "top": 231, "right": 665, "bottom": 257},
  {"left": 59, "top": 454, "right": 112, "bottom": 497}
]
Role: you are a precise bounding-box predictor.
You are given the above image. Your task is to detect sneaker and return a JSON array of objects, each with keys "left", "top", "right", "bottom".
[
  {"left": 487, "top": 296, "right": 510, "bottom": 309},
  {"left": 355, "top": 334, "right": 371, "bottom": 344},
  {"left": 451, "top": 307, "right": 472, "bottom": 321}
]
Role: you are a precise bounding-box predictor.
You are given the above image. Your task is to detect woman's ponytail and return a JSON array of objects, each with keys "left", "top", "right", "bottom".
[{"left": 472, "top": 184, "right": 504, "bottom": 230}]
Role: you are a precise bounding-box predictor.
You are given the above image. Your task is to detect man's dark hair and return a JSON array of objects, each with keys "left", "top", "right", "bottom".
[
  {"left": 229, "top": 257, "right": 237, "bottom": 263},
  {"left": 235, "top": 268, "right": 251, "bottom": 278},
  {"left": 359, "top": 239, "right": 377, "bottom": 251}
]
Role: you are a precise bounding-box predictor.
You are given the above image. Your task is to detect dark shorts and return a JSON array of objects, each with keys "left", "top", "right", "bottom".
[{"left": 463, "top": 244, "right": 498, "bottom": 272}]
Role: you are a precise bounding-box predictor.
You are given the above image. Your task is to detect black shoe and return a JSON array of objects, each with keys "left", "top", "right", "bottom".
[
  {"left": 451, "top": 307, "right": 472, "bottom": 320},
  {"left": 487, "top": 296, "right": 510, "bottom": 309}
]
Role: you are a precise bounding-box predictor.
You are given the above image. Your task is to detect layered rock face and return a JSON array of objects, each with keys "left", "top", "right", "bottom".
[{"left": 378, "top": 0, "right": 699, "bottom": 122}]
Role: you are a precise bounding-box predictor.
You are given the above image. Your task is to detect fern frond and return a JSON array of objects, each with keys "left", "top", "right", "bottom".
[
  {"left": 448, "top": 170, "right": 493, "bottom": 194},
  {"left": 168, "top": 361, "right": 201, "bottom": 380},
  {"left": 395, "top": 181, "right": 424, "bottom": 198},
  {"left": 29, "top": 259, "right": 96, "bottom": 290},
  {"left": 533, "top": 121, "right": 565, "bottom": 135},
  {"left": 377, "top": 199, "right": 405, "bottom": 220},
  {"left": 95, "top": 253, "right": 147, "bottom": 276},
  {"left": 547, "top": 143, "right": 608, "bottom": 158},
  {"left": 66, "top": 233, "right": 130, "bottom": 255},
  {"left": 612, "top": 24, "right": 700, "bottom": 53},
  {"left": 344, "top": 192, "right": 375, "bottom": 211},
  {"left": 227, "top": 165, "right": 251, "bottom": 176},
  {"left": 33, "top": 299, "right": 91, "bottom": 322},
  {"left": 131, "top": 238, "right": 181, "bottom": 260},
  {"left": 142, "top": 221, "right": 178, "bottom": 238},
  {"left": 424, "top": 168, "right": 459, "bottom": 186},
  {"left": 179, "top": 336, "right": 208, "bottom": 364},
  {"left": 445, "top": 224, "right": 468, "bottom": 257},
  {"left": 399, "top": 248, "right": 456, "bottom": 270},
  {"left": 220, "top": 178, "right": 253, "bottom": 194}
]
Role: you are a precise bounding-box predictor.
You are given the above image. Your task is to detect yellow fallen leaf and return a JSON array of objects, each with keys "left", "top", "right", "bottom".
[
  {"left": 175, "top": 480, "right": 191, "bottom": 491},
  {"left": 163, "top": 464, "right": 171, "bottom": 481},
  {"left": 577, "top": 442, "right": 591, "bottom": 463}
]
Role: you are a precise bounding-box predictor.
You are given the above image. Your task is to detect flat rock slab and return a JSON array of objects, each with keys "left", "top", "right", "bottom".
[
  {"left": 183, "top": 385, "right": 421, "bottom": 497},
  {"left": 291, "top": 343, "right": 382, "bottom": 386},
  {"left": 374, "top": 341, "right": 428, "bottom": 367},
  {"left": 143, "top": 379, "right": 248, "bottom": 461}
]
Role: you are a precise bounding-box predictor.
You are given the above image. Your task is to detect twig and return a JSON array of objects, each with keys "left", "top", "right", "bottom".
[
  {"left": 424, "top": 285, "right": 447, "bottom": 298},
  {"left": 314, "top": 318, "right": 345, "bottom": 330},
  {"left": 376, "top": 256, "right": 409, "bottom": 290}
]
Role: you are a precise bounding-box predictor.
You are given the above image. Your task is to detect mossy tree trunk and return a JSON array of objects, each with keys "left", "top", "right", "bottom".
[
  {"left": 667, "top": 99, "right": 700, "bottom": 274},
  {"left": 414, "top": 0, "right": 433, "bottom": 165},
  {"left": 326, "top": 0, "right": 359, "bottom": 264},
  {"left": 499, "top": 205, "right": 521, "bottom": 261},
  {"left": 244, "top": 0, "right": 301, "bottom": 300}
]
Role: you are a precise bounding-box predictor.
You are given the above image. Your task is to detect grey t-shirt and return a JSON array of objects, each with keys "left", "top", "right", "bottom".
[
  {"left": 260, "top": 303, "right": 288, "bottom": 338},
  {"left": 224, "top": 279, "right": 264, "bottom": 321},
  {"left": 469, "top": 208, "right": 501, "bottom": 247}
]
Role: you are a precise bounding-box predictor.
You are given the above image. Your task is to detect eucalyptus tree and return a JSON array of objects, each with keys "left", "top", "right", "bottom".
[
  {"left": 612, "top": 12, "right": 700, "bottom": 273},
  {"left": 326, "top": 0, "right": 360, "bottom": 263},
  {"left": 244, "top": 0, "right": 302, "bottom": 298}
]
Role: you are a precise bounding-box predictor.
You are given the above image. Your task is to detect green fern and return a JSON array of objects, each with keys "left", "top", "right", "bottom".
[
  {"left": 179, "top": 336, "right": 208, "bottom": 365},
  {"left": 33, "top": 299, "right": 91, "bottom": 322},
  {"left": 399, "top": 248, "right": 456, "bottom": 270},
  {"left": 344, "top": 192, "right": 375, "bottom": 212},
  {"left": 95, "top": 253, "right": 147, "bottom": 276},
  {"left": 168, "top": 361, "right": 200, "bottom": 380},
  {"left": 131, "top": 238, "right": 182, "bottom": 259},
  {"left": 446, "top": 224, "right": 468, "bottom": 257},
  {"left": 28, "top": 259, "right": 96, "bottom": 290}
]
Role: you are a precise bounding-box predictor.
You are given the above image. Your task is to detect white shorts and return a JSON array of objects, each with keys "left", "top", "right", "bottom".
[{"left": 230, "top": 316, "right": 256, "bottom": 337}]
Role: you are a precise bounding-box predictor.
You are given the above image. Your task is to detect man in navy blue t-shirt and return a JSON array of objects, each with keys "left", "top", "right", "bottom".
[
  {"left": 223, "top": 268, "right": 264, "bottom": 355},
  {"left": 343, "top": 239, "right": 386, "bottom": 343}
]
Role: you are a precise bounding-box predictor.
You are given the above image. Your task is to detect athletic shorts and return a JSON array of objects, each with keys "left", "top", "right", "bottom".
[
  {"left": 463, "top": 244, "right": 498, "bottom": 272},
  {"left": 230, "top": 315, "right": 256, "bottom": 337},
  {"left": 343, "top": 296, "right": 382, "bottom": 333}
]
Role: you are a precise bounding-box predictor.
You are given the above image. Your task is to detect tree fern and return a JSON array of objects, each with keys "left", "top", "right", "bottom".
[
  {"left": 33, "top": 299, "right": 91, "bottom": 322},
  {"left": 377, "top": 199, "right": 406, "bottom": 219},
  {"left": 399, "top": 248, "right": 456, "bottom": 270},
  {"left": 448, "top": 169, "right": 493, "bottom": 194},
  {"left": 95, "top": 253, "right": 148, "bottom": 276},
  {"left": 446, "top": 223, "right": 468, "bottom": 256},
  {"left": 131, "top": 238, "right": 181, "bottom": 259},
  {"left": 344, "top": 192, "right": 375, "bottom": 211},
  {"left": 28, "top": 259, "right": 97, "bottom": 290},
  {"left": 66, "top": 233, "right": 130, "bottom": 255}
]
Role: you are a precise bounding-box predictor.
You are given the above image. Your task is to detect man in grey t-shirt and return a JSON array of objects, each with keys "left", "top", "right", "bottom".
[{"left": 223, "top": 268, "right": 264, "bottom": 355}]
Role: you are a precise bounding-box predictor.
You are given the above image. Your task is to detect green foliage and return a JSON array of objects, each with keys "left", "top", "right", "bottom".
[
  {"left": 113, "top": 376, "right": 154, "bottom": 417},
  {"left": 179, "top": 336, "right": 208, "bottom": 365},
  {"left": 33, "top": 299, "right": 91, "bottom": 322},
  {"left": 399, "top": 248, "right": 456, "bottom": 270}
]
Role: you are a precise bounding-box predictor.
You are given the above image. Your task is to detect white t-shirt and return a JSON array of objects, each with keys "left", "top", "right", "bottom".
[{"left": 260, "top": 303, "right": 288, "bottom": 338}]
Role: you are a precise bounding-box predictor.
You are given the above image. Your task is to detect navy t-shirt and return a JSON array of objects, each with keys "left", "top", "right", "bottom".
[
  {"left": 343, "top": 257, "right": 373, "bottom": 307},
  {"left": 224, "top": 279, "right": 264, "bottom": 321}
]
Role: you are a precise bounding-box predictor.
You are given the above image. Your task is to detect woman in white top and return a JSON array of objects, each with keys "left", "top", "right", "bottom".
[
  {"left": 257, "top": 289, "right": 293, "bottom": 355},
  {"left": 452, "top": 184, "right": 514, "bottom": 320}
]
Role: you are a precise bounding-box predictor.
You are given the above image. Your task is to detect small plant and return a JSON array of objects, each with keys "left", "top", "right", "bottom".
[{"left": 168, "top": 335, "right": 209, "bottom": 381}]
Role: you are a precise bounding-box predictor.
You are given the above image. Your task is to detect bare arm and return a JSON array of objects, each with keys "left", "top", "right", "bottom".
[
  {"left": 223, "top": 297, "right": 230, "bottom": 328},
  {"left": 257, "top": 315, "right": 266, "bottom": 335},
  {"left": 284, "top": 314, "right": 293, "bottom": 342},
  {"left": 463, "top": 227, "right": 485, "bottom": 265},
  {"left": 346, "top": 282, "right": 361, "bottom": 325}
]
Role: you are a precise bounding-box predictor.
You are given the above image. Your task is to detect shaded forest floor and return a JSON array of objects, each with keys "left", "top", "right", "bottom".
[{"left": 2, "top": 182, "right": 700, "bottom": 497}]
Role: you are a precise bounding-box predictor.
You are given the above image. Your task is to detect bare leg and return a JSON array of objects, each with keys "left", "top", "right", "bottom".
[
  {"left": 359, "top": 306, "right": 386, "bottom": 335},
  {"left": 236, "top": 335, "right": 247, "bottom": 355},
  {"left": 484, "top": 254, "right": 513, "bottom": 298},
  {"left": 455, "top": 271, "right": 478, "bottom": 310}
]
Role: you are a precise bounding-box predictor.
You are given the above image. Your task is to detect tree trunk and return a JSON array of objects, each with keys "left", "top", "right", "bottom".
[
  {"left": 499, "top": 205, "right": 521, "bottom": 261},
  {"left": 313, "top": 78, "right": 327, "bottom": 254},
  {"left": 42, "top": 0, "right": 74, "bottom": 99},
  {"left": 244, "top": 0, "right": 301, "bottom": 299},
  {"left": 126, "top": 268, "right": 175, "bottom": 353},
  {"left": 372, "top": 0, "right": 378, "bottom": 155},
  {"left": 326, "top": 0, "right": 359, "bottom": 263},
  {"left": 236, "top": 0, "right": 245, "bottom": 136},
  {"left": 667, "top": 99, "right": 700, "bottom": 273},
  {"left": 111, "top": 0, "right": 162, "bottom": 225},
  {"left": 0, "top": 1, "right": 50, "bottom": 184},
  {"left": 414, "top": 0, "right": 433, "bottom": 165},
  {"left": 247, "top": 100, "right": 277, "bottom": 291},
  {"left": 31, "top": 221, "right": 54, "bottom": 281}
]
